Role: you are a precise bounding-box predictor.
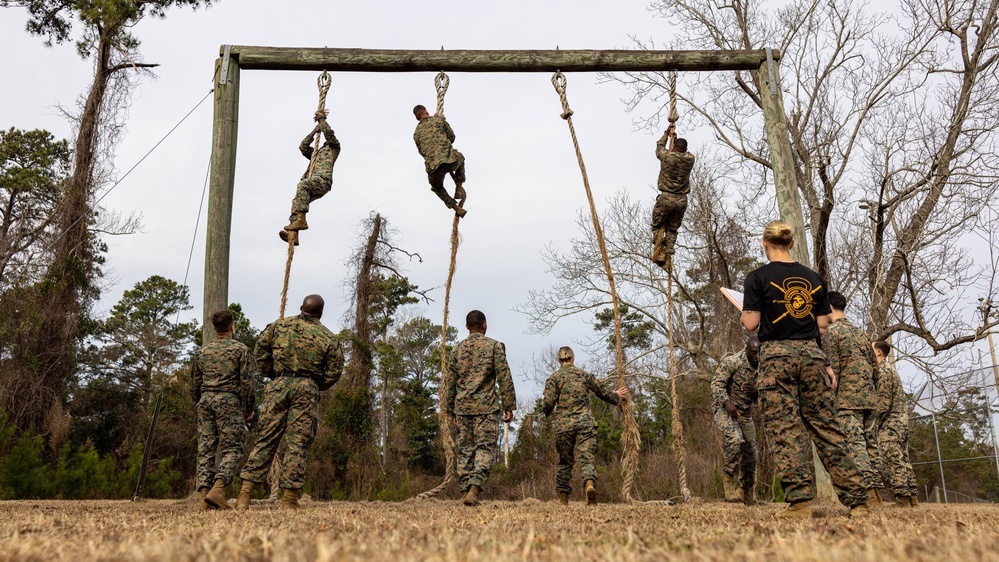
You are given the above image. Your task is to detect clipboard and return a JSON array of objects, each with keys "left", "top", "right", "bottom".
[{"left": 720, "top": 287, "right": 744, "bottom": 312}]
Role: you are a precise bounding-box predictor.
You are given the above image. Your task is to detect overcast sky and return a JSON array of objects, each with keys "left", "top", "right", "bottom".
[{"left": 0, "top": 1, "right": 688, "bottom": 401}]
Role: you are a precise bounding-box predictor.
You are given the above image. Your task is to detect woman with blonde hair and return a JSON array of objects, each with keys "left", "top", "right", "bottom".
[{"left": 740, "top": 220, "right": 869, "bottom": 518}]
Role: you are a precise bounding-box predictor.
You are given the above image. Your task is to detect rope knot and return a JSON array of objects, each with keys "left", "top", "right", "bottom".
[{"left": 551, "top": 71, "right": 574, "bottom": 121}]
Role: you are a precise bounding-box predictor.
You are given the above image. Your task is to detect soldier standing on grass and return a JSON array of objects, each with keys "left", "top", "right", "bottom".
[
  {"left": 741, "top": 220, "right": 869, "bottom": 519},
  {"left": 280, "top": 111, "right": 341, "bottom": 244},
  {"left": 873, "top": 340, "right": 920, "bottom": 508},
  {"left": 650, "top": 123, "right": 694, "bottom": 270},
  {"left": 236, "top": 294, "right": 344, "bottom": 510},
  {"left": 191, "top": 310, "right": 257, "bottom": 510},
  {"left": 413, "top": 104, "right": 467, "bottom": 218},
  {"left": 827, "top": 291, "right": 884, "bottom": 507},
  {"left": 541, "top": 346, "right": 628, "bottom": 506},
  {"left": 710, "top": 337, "right": 760, "bottom": 506},
  {"left": 445, "top": 310, "right": 516, "bottom": 506}
]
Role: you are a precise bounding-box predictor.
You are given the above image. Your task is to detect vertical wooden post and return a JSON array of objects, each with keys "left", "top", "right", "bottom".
[{"left": 203, "top": 50, "right": 240, "bottom": 343}]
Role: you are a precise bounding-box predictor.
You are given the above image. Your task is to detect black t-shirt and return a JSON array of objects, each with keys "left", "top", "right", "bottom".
[{"left": 743, "top": 261, "right": 831, "bottom": 342}]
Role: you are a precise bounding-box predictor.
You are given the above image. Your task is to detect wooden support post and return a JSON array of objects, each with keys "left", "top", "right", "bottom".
[{"left": 203, "top": 50, "right": 240, "bottom": 343}]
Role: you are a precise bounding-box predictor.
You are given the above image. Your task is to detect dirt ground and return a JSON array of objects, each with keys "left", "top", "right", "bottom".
[{"left": 0, "top": 498, "right": 996, "bottom": 561}]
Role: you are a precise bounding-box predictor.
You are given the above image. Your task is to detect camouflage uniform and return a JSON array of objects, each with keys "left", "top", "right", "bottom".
[
  {"left": 876, "top": 361, "right": 918, "bottom": 497},
  {"left": 191, "top": 336, "right": 257, "bottom": 489},
  {"left": 650, "top": 137, "right": 694, "bottom": 257},
  {"left": 541, "top": 365, "right": 621, "bottom": 495},
  {"left": 758, "top": 340, "right": 868, "bottom": 507},
  {"left": 710, "top": 351, "right": 758, "bottom": 490},
  {"left": 828, "top": 318, "right": 882, "bottom": 491},
  {"left": 414, "top": 115, "right": 465, "bottom": 208},
  {"left": 292, "top": 121, "right": 341, "bottom": 214},
  {"left": 240, "top": 314, "right": 344, "bottom": 491},
  {"left": 445, "top": 332, "right": 516, "bottom": 493}
]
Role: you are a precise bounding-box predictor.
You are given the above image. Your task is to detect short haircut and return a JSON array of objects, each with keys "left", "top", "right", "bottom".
[
  {"left": 413, "top": 104, "right": 427, "bottom": 118},
  {"left": 557, "top": 346, "right": 575, "bottom": 362},
  {"left": 674, "top": 138, "right": 688, "bottom": 152},
  {"left": 466, "top": 310, "right": 486, "bottom": 329},
  {"left": 873, "top": 340, "right": 892, "bottom": 357},
  {"left": 211, "top": 310, "right": 234, "bottom": 333},
  {"left": 829, "top": 291, "right": 847, "bottom": 311}
]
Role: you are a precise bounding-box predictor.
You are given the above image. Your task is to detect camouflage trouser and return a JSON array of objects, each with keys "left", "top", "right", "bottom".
[
  {"left": 712, "top": 408, "right": 757, "bottom": 489},
  {"left": 196, "top": 392, "right": 245, "bottom": 489},
  {"left": 428, "top": 154, "right": 466, "bottom": 207},
  {"left": 291, "top": 174, "right": 332, "bottom": 214},
  {"left": 878, "top": 418, "right": 918, "bottom": 497},
  {"left": 455, "top": 413, "right": 498, "bottom": 492},
  {"left": 650, "top": 191, "right": 687, "bottom": 256},
  {"left": 837, "top": 408, "right": 883, "bottom": 490},
  {"left": 239, "top": 377, "right": 318, "bottom": 490},
  {"left": 554, "top": 426, "right": 598, "bottom": 495},
  {"left": 758, "top": 347, "right": 867, "bottom": 507}
]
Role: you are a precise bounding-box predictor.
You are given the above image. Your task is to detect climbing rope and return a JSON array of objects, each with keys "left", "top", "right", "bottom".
[
  {"left": 551, "top": 71, "right": 642, "bottom": 503},
  {"left": 418, "top": 71, "right": 460, "bottom": 500},
  {"left": 279, "top": 71, "right": 332, "bottom": 318}
]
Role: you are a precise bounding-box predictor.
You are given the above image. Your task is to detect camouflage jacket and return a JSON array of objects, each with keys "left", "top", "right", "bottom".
[
  {"left": 877, "top": 361, "right": 907, "bottom": 425},
  {"left": 299, "top": 121, "right": 340, "bottom": 180},
  {"left": 445, "top": 332, "right": 516, "bottom": 417},
  {"left": 190, "top": 336, "right": 256, "bottom": 408},
  {"left": 828, "top": 319, "right": 878, "bottom": 411},
  {"left": 710, "top": 351, "right": 757, "bottom": 413},
  {"left": 541, "top": 365, "right": 620, "bottom": 433},
  {"left": 656, "top": 139, "right": 694, "bottom": 194},
  {"left": 255, "top": 314, "right": 344, "bottom": 391},
  {"left": 414, "top": 115, "right": 462, "bottom": 173}
]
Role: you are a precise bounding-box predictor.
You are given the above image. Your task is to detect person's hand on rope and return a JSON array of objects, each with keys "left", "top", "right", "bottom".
[
  {"left": 502, "top": 410, "right": 513, "bottom": 423},
  {"left": 665, "top": 123, "right": 677, "bottom": 138},
  {"left": 314, "top": 110, "right": 327, "bottom": 123},
  {"left": 724, "top": 399, "right": 740, "bottom": 420},
  {"left": 615, "top": 386, "right": 630, "bottom": 401}
]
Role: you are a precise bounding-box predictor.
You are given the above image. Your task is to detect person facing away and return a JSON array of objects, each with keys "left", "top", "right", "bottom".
[
  {"left": 445, "top": 309, "right": 516, "bottom": 506},
  {"left": 827, "top": 290, "right": 884, "bottom": 507},
  {"left": 741, "top": 219, "right": 869, "bottom": 519},
  {"left": 709, "top": 336, "right": 760, "bottom": 505},
  {"left": 281, "top": 110, "right": 341, "bottom": 244},
  {"left": 541, "top": 346, "right": 629, "bottom": 506},
  {"left": 190, "top": 309, "right": 257, "bottom": 510},
  {"left": 413, "top": 104, "right": 467, "bottom": 218},
  {"left": 872, "top": 340, "right": 920, "bottom": 508},
  {"left": 650, "top": 123, "right": 694, "bottom": 270},
  {"left": 237, "top": 294, "right": 344, "bottom": 510}
]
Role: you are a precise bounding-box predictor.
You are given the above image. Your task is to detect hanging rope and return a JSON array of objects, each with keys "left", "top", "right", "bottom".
[
  {"left": 418, "top": 72, "right": 460, "bottom": 500},
  {"left": 279, "top": 71, "right": 332, "bottom": 318},
  {"left": 551, "top": 71, "right": 642, "bottom": 503}
]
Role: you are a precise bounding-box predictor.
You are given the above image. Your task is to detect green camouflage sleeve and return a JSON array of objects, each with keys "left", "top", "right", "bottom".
[
  {"left": 255, "top": 323, "right": 275, "bottom": 379},
  {"left": 542, "top": 374, "right": 558, "bottom": 417},
  {"left": 239, "top": 344, "right": 256, "bottom": 412},
  {"left": 877, "top": 364, "right": 895, "bottom": 424},
  {"left": 316, "top": 339, "right": 344, "bottom": 391},
  {"left": 586, "top": 372, "right": 620, "bottom": 406},
  {"left": 445, "top": 348, "right": 458, "bottom": 417},
  {"left": 190, "top": 354, "right": 203, "bottom": 403},
  {"left": 299, "top": 133, "right": 315, "bottom": 159},
  {"left": 710, "top": 355, "right": 735, "bottom": 408},
  {"left": 443, "top": 118, "right": 455, "bottom": 143},
  {"left": 319, "top": 121, "right": 340, "bottom": 153},
  {"left": 656, "top": 136, "right": 670, "bottom": 161},
  {"left": 494, "top": 341, "right": 516, "bottom": 412},
  {"left": 828, "top": 324, "right": 846, "bottom": 376}
]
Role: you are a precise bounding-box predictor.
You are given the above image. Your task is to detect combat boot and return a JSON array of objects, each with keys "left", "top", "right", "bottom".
[
  {"left": 462, "top": 485, "right": 481, "bottom": 507},
  {"left": 742, "top": 485, "right": 759, "bottom": 506},
  {"left": 450, "top": 201, "right": 467, "bottom": 219},
  {"left": 909, "top": 495, "right": 920, "bottom": 508},
  {"left": 776, "top": 500, "right": 812, "bottom": 519},
  {"left": 279, "top": 488, "right": 301, "bottom": 510},
  {"left": 204, "top": 478, "right": 232, "bottom": 510},
  {"left": 235, "top": 480, "right": 254, "bottom": 511},
  {"left": 558, "top": 492, "right": 569, "bottom": 506},
  {"left": 850, "top": 504, "right": 870, "bottom": 519},
  {"left": 895, "top": 495, "right": 911, "bottom": 508},
  {"left": 284, "top": 213, "right": 309, "bottom": 232},
  {"left": 454, "top": 184, "right": 466, "bottom": 204},
  {"left": 866, "top": 489, "right": 884, "bottom": 508},
  {"left": 651, "top": 229, "right": 668, "bottom": 266},
  {"left": 198, "top": 487, "right": 211, "bottom": 511},
  {"left": 584, "top": 480, "right": 597, "bottom": 506},
  {"left": 723, "top": 474, "right": 741, "bottom": 502},
  {"left": 278, "top": 230, "right": 299, "bottom": 246}
]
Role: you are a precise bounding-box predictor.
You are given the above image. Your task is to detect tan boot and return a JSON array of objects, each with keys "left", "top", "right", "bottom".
[
  {"left": 452, "top": 202, "right": 467, "bottom": 219},
  {"left": 454, "top": 184, "right": 466, "bottom": 204},
  {"left": 908, "top": 495, "right": 920, "bottom": 508},
  {"left": 279, "top": 229, "right": 299, "bottom": 246},
  {"left": 198, "top": 487, "right": 211, "bottom": 511},
  {"left": 285, "top": 213, "right": 309, "bottom": 232},
  {"left": 584, "top": 480, "right": 597, "bottom": 506},
  {"left": 279, "top": 488, "right": 301, "bottom": 510},
  {"left": 651, "top": 229, "right": 668, "bottom": 266},
  {"left": 204, "top": 479, "right": 232, "bottom": 510},
  {"left": 558, "top": 492, "right": 569, "bottom": 506},
  {"left": 462, "top": 485, "right": 481, "bottom": 507},
  {"left": 776, "top": 500, "right": 812, "bottom": 519},
  {"left": 895, "top": 495, "right": 911, "bottom": 508},
  {"left": 866, "top": 489, "right": 884, "bottom": 508},
  {"left": 850, "top": 504, "right": 870, "bottom": 518},
  {"left": 236, "top": 480, "right": 254, "bottom": 511},
  {"left": 723, "top": 474, "right": 741, "bottom": 502}
]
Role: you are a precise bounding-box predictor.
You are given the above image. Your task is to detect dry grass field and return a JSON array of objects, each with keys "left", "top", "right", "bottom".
[{"left": 1, "top": 498, "right": 997, "bottom": 561}]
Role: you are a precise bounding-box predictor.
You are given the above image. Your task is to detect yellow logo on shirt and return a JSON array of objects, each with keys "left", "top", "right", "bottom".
[{"left": 769, "top": 277, "right": 822, "bottom": 323}]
